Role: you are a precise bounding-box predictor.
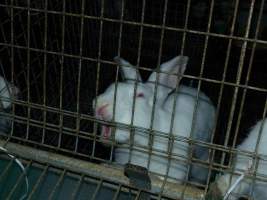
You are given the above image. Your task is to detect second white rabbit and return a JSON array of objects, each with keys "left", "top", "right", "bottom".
[{"left": 208, "top": 118, "right": 267, "bottom": 200}]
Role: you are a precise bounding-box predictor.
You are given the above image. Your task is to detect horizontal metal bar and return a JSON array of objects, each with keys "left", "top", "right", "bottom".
[
  {"left": 0, "top": 42, "right": 266, "bottom": 93},
  {"left": 1, "top": 3, "right": 267, "bottom": 46},
  {"left": 2, "top": 104, "right": 267, "bottom": 168}
]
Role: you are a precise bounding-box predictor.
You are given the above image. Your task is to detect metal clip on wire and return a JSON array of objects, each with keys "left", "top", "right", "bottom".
[
  {"left": 0, "top": 146, "right": 29, "bottom": 200},
  {"left": 124, "top": 163, "right": 151, "bottom": 200}
]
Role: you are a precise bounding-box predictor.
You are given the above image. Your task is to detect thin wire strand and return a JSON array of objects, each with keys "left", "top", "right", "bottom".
[{"left": 0, "top": 146, "right": 29, "bottom": 200}]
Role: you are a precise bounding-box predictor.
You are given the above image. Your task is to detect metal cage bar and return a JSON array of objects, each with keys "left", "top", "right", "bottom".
[{"left": 0, "top": 0, "right": 267, "bottom": 200}]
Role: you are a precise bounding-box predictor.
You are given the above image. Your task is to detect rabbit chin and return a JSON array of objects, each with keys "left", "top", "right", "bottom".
[{"left": 100, "top": 127, "right": 130, "bottom": 144}]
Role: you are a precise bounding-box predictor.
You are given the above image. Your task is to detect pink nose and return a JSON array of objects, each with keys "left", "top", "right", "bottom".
[{"left": 96, "top": 104, "right": 109, "bottom": 117}]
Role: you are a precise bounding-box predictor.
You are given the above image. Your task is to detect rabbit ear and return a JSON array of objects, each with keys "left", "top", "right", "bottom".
[
  {"left": 114, "top": 56, "right": 142, "bottom": 82},
  {"left": 147, "top": 55, "right": 188, "bottom": 89}
]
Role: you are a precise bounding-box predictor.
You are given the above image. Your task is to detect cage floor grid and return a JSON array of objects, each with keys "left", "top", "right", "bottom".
[
  {"left": 0, "top": 153, "right": 181, "bottom": 200},
  {"left": 0, "top": 156, "right": 158, "bottom": 200},
  {"left": 0, "top": 139, "right": 205, "bottom": 200}
]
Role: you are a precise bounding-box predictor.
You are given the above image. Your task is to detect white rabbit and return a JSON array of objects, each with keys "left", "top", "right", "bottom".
[
  {"left": 208, "top": 119, "right": 267, "bottom": 200},
  {"left": 93, "top": 55, "right": 216, "bottom": 184},
  {"left": 0, "top": 75, "right": 19, "bottom": 134}
]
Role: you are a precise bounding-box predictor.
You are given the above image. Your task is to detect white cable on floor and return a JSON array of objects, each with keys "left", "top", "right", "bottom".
[
  {"left": 223, "top": 173, "right": 245, "bottom": 200},
  {"left": 0, "top": 146, "right": 29, "bottom": 200}
]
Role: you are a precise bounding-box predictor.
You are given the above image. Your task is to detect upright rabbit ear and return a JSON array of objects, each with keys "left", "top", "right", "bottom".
[
  {"left": 147, "top": 55, "right": 188, "bottom": 89},
  {"left": 114, "top": 56, "right": 142, "bottom": 82}
]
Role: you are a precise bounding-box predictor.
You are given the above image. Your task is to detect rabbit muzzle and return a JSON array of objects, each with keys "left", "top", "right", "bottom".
[
  {"left": 96, "top": 103, "right": 109, "bottom": 118},
  {"left": 95, "top": 103, "right": 112, "bottom": 139}
]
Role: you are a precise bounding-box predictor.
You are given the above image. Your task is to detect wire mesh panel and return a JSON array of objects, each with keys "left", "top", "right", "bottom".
[
  {"left": 0, "top": 153, "right": 175, "bottom": 200},
  {"left": 0, "top": 0, "right": 267, "bottom": 199}
]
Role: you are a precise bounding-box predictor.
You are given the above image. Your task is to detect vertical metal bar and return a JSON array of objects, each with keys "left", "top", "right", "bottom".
[
  {"left": 6, "top": 161, "right": 31, "bottom": 200},
  {"left": 110, "top": 0, "right": 126, "bottom": 161},
  {"left": 11, "top": 7, "right": 29, "bottom": 92},
  {"left": 161, "top": 1, "right": 193, "bottom": 187},
  {"left": 0, "top": 159, "right": 14, "bottom": 182},
  {"left": 9, "top": 0, "right": 15, "bottom": 138},
  {"left": 67, "top": 20, "right": 79, "bottom": 85},
  {"left": 231, "top": 0, "right": 265, "bottom": 151},
  {"left": 33, "top": 10, "right": 47, "bottom": 92},
  {"left": 65, "top": 17, "right": 77, "bottom": 59},
  {"left": 0, "top": 7, "right": 10, "bottom": 59},
  {"left": 42, "top": 0, "right": 48, "bottom": 145},
  {"left": 46, "top": 8, "right": 62, "bottom": 109},
  {"left": 221, "top": 0, "right": 256, "bottom": 166},
  {"left": 116, "top": 0, "right": 125, "bottom": 58},
  {"left": 127, "top": 0, "right": 146, "bottom": 163},
  {"left": 70, "top": 174, "right": 84, "bottom": 200},
  {"left": 216, "top": 0, "right": 255, "bottom": 195},
  {"left": 205, "top": 0, "right": 241, "bottom": 193},
  {"left": 91, "top": 179, "right": 103, "bottom": 200},
  {"left": 92, "top": 0, "right": 104, "bottom": 158},
  {"left": 134, "top": 190, "right": 141, "bottom": 200},
  {"left": 25, "top": 0, "right": 31, "bottom": 140},
  {"left": 57, "top": 0, "right": 66, "bottom": 149},
  {"left": 27, "top": 165, "right": 49, "bottom": 199},
  {"left": 147, "top": 0, "right": 169, "bottom": 174},
  {"left": 184, "top": 0, "right": 216, "bottom": 190},
  {"left": 48, "top": 169, "right": 66, "bottom": 200},
  {"left": 11, "top": 29, "right": 30, "bottom": 127},
  {"left": 226, "top": 4, "right": 267, "bottom": 196},
  {"left": 159, "top": 136, "right": 174, "bottom": 193},
  {"left": 29, "top": 22, "right": 44, "bottom": 103},
  {"left": 248, "top": 97, "right": 267, "bottom": 198},
  {"left": 180, "top": 0, "right": 191, "bottom": 55},
  {"left": 74, "top": 0, "right": 85, "bottom": 153},
  {"left": 112, "top": 184, "right": 122, "bottom": 200},
  {"left": 156, "top": 193, "right": 162, "bottom": 200}
]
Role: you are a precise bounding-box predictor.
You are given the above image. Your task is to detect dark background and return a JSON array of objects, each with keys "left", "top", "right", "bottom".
[{"left": 0, "top": 0, "right": 266, "bottom": 171}]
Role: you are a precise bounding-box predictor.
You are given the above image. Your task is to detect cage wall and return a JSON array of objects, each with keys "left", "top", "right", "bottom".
[{"left": 0, "top": 0, "right": 267, "bottom": 199}]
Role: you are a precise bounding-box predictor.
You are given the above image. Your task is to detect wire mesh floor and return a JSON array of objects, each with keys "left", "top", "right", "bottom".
[
  {"left": 0, "top": 139, "right": 203, "bottom": 200},
  {"left": 0, "top": 155, "right": 175, "bottom": 200}
]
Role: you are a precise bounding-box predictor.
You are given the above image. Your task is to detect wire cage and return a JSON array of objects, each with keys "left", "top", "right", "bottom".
[{"left": 0, "top": 0, "right": 267, "bottom": 199}]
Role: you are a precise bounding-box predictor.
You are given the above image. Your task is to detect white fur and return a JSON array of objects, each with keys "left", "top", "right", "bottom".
[
  {"left": 216, "top": 119, "right": 267, "bottom": 200},
  {"left": 0, "top": 76, "right": 18, "bottom": 109},
  {"left": 0, "top": 76, "right": 18, "bottom": 134},
  {"left": 93, "top": 56, "right": 216, "bottom": 183}
]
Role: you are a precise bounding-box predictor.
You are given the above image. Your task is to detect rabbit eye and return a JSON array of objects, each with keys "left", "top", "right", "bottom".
[{"left": 136, "top": 92, "right": 144, "bottom": 98}]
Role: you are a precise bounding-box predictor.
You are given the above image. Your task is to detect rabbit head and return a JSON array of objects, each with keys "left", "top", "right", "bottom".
[
  {"left": 93, "top": 55, "right": 188, "bottom": 144},
  {"left": 0, "top": 76, "right": 19, "bottom": 110}
]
